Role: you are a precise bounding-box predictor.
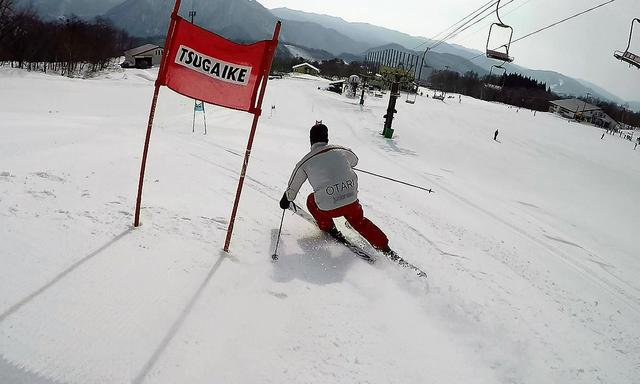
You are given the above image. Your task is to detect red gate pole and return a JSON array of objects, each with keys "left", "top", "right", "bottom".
[
  {"left": 134, "top": 84, "right": 161, "bottom": 227},
  {"left": 133, "top": 0, "right": 182, "bottom": 227},
  {"left": 224, "top": 21, "right": 281, "bottom": 252}
]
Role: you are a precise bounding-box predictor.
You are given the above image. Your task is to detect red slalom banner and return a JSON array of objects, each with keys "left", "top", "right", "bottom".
[
  {"left": 133, "top": 0, "right": 281, "bottom": 253},
  {"left": 160, "top": 17, "right": 277, "bottom": 113}
]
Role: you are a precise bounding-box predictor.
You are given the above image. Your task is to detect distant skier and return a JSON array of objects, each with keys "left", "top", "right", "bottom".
[
  {"left": 494, "top": 129, "right": 499, "bottom": 141},
  {"left": 601, "top": 133, "right": 605, "bottom": 140},
  {"left": 280, "top": 123, "right": 392, "bottom": 254},
  {"left": 635, "top": 137, "right": 639, "bottom": 150}
]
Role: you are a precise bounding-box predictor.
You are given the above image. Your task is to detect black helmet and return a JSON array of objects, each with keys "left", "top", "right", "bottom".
[{"left": 310, "top": 123, "right": 328, "bottom": 145}]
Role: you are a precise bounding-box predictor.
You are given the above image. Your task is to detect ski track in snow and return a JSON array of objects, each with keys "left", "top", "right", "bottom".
[{"left": 0, "top": 68, "right": 639, "bottom": 383}]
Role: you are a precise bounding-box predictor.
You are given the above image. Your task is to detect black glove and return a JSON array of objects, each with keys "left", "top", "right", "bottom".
[{"left": 279, "top": 193, "right": 290, "bottom": 210}]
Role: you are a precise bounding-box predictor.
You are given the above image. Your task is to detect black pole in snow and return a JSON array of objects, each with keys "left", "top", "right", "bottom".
[{"left": 354, "top": 168, "right": 434, "bottom": 193}]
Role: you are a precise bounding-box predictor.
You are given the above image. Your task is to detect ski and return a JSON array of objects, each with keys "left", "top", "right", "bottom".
[
  {"left": 291, "top": 206, "right": 376, "bottom": 264},
  {"left": 344, "top": 220, "right": 428, "bottom": 279},
  {"left": 382, "top": 250, "right": 428, "bottom": 279},
  {"left": 326, "top": 228, "right": 376, "bottom": 264},
  {"left": 286, "top": 205, "right": 427, "bottom": 278}
]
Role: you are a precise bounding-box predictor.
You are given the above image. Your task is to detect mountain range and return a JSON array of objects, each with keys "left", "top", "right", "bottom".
[
  {"left": 13, "top": 0, "right": 639, "bottom": 111},
  {"left": 14, "top": 0, "right": 123, "bottom": 19},
  {"left": 271, "top": 7, "right": 639, "bottom": 110}
]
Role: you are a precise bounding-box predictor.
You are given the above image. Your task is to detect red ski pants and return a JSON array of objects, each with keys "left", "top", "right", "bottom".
[{"left": 306, "top": 193, "right": 389, "bottom": 250}]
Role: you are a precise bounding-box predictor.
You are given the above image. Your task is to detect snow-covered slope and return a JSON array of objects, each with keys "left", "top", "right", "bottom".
[
  {"left": 0, "top": 68, "right": 639, "bottom": 384},
  {"left": 284, "top": 44, "right": 334, "bottom": 62}
]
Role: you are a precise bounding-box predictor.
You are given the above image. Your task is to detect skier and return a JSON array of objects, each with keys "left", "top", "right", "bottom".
[
  {"left": 279, "top": 123, "right": 392, "bottom": 254},
  {"left": 601, "top": 133, "right": 605, "bottom": 140},
  {"left": 494, "top": 129, "right": 499, "bottom": 141}
]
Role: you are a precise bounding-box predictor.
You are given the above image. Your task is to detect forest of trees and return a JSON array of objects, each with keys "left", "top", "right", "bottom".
[
  {"left": 427, "top": 70, "right": 557, "bottom": 111},
  {"left": 430, "top": 69, "right": 640, "bottom": 126},
  {"left": 0, "top": 0, "right": 133, "bottom": 75}
]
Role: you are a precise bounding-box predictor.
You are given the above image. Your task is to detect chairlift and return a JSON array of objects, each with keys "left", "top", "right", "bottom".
[
  {"left": 486, "top": 0, "right": 514, "bottom": 63},
  {"left": 614, "top": 18, "right": 640, "bottom": 69},
  {"left": 484, "top": 65, "right": 506, "bottom": 91}
]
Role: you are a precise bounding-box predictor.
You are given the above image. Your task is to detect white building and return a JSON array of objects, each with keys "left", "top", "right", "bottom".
[
  {"left": 122, "top": 44, "right": 163, "bottom": 69},
  {"left": 549, "top": 98, "right": 619, "bottom": 129},
  {"left": 292, "top": 62, "right": 320, "bottom": 75},
  {"left": 549, "top": 99, "right": 601, "bottom": 119}
]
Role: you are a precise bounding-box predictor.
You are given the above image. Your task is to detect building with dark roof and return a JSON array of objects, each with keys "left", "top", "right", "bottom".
[
  {"left": 123, "top": 44, "right": 163, "bottom": 69},
  {"left": 292, "top": 62, "right": 320, "bottom": 75},
  {"left": 549, "top": 99, "right": 600, "bottom": 116},
  {"left": 549, "top": 98, "right": 619, "bottom": 129}
]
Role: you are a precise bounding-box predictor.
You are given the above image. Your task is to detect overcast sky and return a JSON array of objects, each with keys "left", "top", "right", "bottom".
[{"left": 259, "top": 0, "right": 640, "bottom": 102}]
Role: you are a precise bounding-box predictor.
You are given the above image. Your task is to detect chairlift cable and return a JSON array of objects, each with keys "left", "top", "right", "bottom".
[
  {"left": 425, "top": 1, "right": 503, "bottom": 51},
  {"left": 439, "top": 0, "right": 517, "bottom": 45},
  {"left": 454, "top": 0, "right": 539, "bottom": 43},
  {"left": 413, "top": 0, "right": 498, "bottom": 51},
  {"left": 502, "top": 0, "right": 537, "bottom": 20},
  {"left": 414, "top": 0, "right": 496, "bottom": 50},
  {"left": 495, "top": 0, "right": 505, "bottom": 25},
  {"left": 411, "top": 1, "right": 515, "bottom": 77},
  {"left": 511, "top": 0, "right": 615, "bottom": 45},
  {"left": 469, "top": 0, "right": 617, "bottom": 61},
  {"left": 428, "top": 0, "right": 522, "bottom": 52},
  {"left": 428, "top": 5, "right": 499, "bottom": 52}
]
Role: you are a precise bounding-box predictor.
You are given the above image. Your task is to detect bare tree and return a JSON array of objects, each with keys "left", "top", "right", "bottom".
[
  {"left": 0, "top": 5, "right": 134, "bottom": 75},
  {"left": 0, "top": 0, "right": 13, "bottom": 19},
  {"left": 0, "top": 0, "right": 14, "bottom": 51}
]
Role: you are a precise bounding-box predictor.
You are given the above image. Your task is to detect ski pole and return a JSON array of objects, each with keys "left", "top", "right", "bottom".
[
  {"left": 271, "top": 209, "right": 286, "bottom": 262},
  {"left": 353, "top": 168, "right": 434, "bottom": 193}
]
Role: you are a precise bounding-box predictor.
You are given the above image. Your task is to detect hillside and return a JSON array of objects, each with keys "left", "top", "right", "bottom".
[
  {"left": 105, "top": 0, "right": 277, "bottom": 40},
  {"left": 270, "top": 7, "right": 637, "bottom": 108},
  {"left": 14, "top": 0, "right": 123, "bottom": 19},
  {"left": 271, "top": 7, "right": 429, "bottom": 50},
  {"left": 12, "top": 1, "right": 638, "bottom": 110},
  {"left": 279, "top": 20, "right": 368, "bottom": 56}
]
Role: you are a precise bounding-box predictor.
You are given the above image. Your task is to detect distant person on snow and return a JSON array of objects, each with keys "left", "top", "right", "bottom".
[
  {"left": 601, "top": 133, "right": 605, "bottom": 140},
  {"left": 279, "top": 123, "right": 392, "bottom": 254},
  {"left": 494, "top": 129, "right": 499, "bottom": 141}
]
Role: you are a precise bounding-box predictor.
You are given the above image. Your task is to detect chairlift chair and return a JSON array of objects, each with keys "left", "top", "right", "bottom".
[
  {"left": 486, "top": 0, "right": 514, "bottom": 63},
  {"left": 484, "top": 65, "right": 506, "bottom": 91},
  {"left": 614, "top": 18, "right": 640, "bottom": 69}
]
